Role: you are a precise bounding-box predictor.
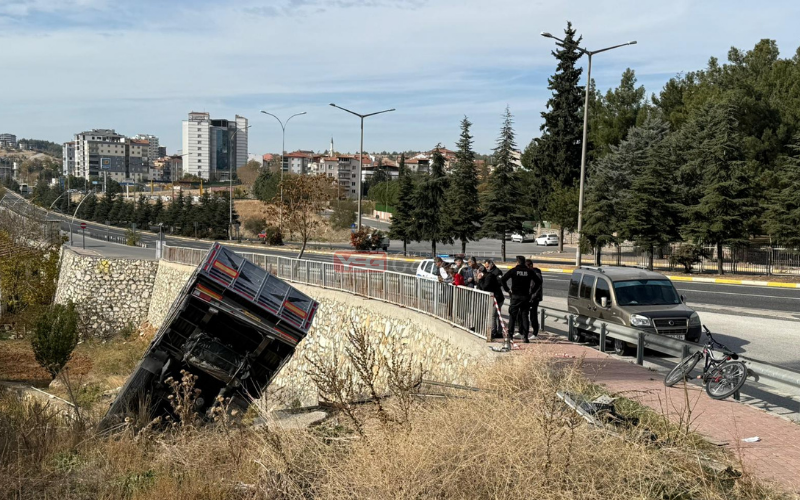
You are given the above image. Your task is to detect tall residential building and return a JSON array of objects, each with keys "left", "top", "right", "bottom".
[
  {"left": 132, "top": 134, "right": 160, "bottom": 164},
  {"left": 62, "top": 142, "right": 76, "bottom": 176},
  {"left": 73, "top": 129, "right": 126, "bottom": 179},
  {"left": 157, "top": 146, "right": 167, "bottom": 157},
  {"left": 181, "top": 112, "right": 248, "bottom": 181},
  {"left": 0, "top": 133, "right": 16, "bottom": 148},
  {"left": 284, "top": 151, "right": 314, "bottom": 174}
]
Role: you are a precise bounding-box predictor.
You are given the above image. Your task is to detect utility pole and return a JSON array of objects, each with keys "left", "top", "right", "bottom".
[{"left": 261, "top": 111, "right": 307, "bottom": 233}]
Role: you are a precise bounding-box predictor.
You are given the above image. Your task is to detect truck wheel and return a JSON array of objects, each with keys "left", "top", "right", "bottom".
[{"left": 613, "top": 339, "right": 634, "bottom": 356}]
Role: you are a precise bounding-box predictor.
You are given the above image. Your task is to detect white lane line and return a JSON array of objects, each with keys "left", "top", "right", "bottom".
[{"left": 676, "top": 288, "right": 800, "bottom": 300}]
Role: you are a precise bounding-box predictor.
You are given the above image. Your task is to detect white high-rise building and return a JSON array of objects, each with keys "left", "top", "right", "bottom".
[
  {"left": 132, "top": 134, "right": 160, "bottom": 164},
  {"left": 62, "top": 142, "right": 76, "bottom": 176},
  {"left": 181, "top": 112, "right": 248, "bottom": 181}
]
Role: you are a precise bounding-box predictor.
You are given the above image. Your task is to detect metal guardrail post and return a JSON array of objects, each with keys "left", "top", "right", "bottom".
[
  {"left": 636, "top": 331, "right": 645, "bottom": 365},
  {"left": 567, "top": 315, "right": 574, "bottom": 341},
  {"left": 540, "top": 308, "right": 546, "bottom": 334},
  {"left": 305, "top": 260, "right": 310, "bottom": 284},
  {"left": 599, "top": 323, "right": 607, "bottom": 353},
  {"left": 681, "top": 344, "right": 690, "bottom": 360},
  {"left": 383, "top": 272, "right": 387, "bottom": 301}
]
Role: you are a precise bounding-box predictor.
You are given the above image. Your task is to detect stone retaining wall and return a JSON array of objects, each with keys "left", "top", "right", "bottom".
[
  {"left": 146, "top": 260, "right": 195, "bottom": 328},
  {"left": 54, "top": 248, "right": 159, "bottom": 337}
]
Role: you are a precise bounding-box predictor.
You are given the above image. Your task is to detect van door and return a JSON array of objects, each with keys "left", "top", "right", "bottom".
[
  {"left": 567, "top": 272, "right": 583, "bottom": 315},
  {"left": 593, "top": 277, "right": 618, "bottom": 323}
]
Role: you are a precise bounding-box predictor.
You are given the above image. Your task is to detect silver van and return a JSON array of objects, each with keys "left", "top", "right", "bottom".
[{"left": 567, "top": 266, "right": 701, "bottom": 355}]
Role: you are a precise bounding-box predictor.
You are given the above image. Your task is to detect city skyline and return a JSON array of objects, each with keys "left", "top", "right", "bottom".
[{"left": 1, "top": 0, "right": 799, "bottom": 155}]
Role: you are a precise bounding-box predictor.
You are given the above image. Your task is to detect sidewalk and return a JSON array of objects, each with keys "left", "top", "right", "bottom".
[{"left": 505, "top": 336, "right": 800, "bottom": 493}]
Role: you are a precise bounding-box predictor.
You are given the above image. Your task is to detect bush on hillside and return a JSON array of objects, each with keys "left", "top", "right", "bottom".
[
  {"left": 30, "top": 302, "right": 80, "bottom": 379},
  {"left": 670, "top": 244, "right": 709, "bottom": 273},
  {"left": 263, "top": 225, "right": 283, "bottom": 246},
  {"left": 330, "top": 200, "right": 357, "bottom": 230}
]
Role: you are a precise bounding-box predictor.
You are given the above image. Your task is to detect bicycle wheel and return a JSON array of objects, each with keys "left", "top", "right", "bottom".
[
  {"left": 705, "top": 361, "right": 747, "bottom": 400},
  {"left": 665, "top": 352, "right": 701, "bottom": 387}
]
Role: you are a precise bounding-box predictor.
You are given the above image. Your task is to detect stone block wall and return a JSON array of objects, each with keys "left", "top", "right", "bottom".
[
  {"left": 54, "top": 248, "right": 159, "bottom": 337},
  {"left": 146, "top": 260, "right": 196, "bottom": 328},
  {"left": 269, "top": 285, "right": 494, "bottom": 408}
]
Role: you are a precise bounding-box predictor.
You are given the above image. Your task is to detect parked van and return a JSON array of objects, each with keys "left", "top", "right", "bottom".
[
  {"left": 416, "top": 257, "right": 454, "bottom": 281},
  {"left": 567, "top": 266, "right": 701, "bottom": 355}
]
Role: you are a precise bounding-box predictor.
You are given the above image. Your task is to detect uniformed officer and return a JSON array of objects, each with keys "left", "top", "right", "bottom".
[{"left": 501, "top": 256, "right": 534, "bottom": 342}]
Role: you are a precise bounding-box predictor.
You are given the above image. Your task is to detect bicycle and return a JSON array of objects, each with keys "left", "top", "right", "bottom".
[{"left": 664, "top": 325, "right": 748, "bottom": 400}]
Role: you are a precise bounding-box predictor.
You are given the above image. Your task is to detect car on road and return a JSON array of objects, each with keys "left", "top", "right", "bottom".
[
  {"left": 535, "top": 234, "right": 559, "bottom": 246},
  {"left": 567, "top": 266, "right": 702, "bottom": 356},
  {"left": 416, "top": 257, "right": 454, "bottom": 281},
  {"left": 511, "top": 232, "right": 528, "bottom": 243}
]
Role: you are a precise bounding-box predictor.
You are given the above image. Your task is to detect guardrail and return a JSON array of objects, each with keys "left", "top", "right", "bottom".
[
  {"left": 537, "top": 305, "right": 800, "bottom": 397},
  {"left": 162, "top": 245, "right": 496, "bottom": 341}
]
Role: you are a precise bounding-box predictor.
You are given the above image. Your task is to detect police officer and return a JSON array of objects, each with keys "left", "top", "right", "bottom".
[
  {"left": 501, "top": 256, "right": 534, "bottom": 342},
  {"left": 526, "top": 259, "right": 544, "bottom": 338}
]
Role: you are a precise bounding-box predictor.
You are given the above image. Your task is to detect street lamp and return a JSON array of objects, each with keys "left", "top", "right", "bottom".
[
  {"left": 541, "top": 31, "right": 636, "bottom": 267},
  {"left": 261, "top": 111, "right": 307, "bottom": 232},
  {"left": 227, "top": 124, "right": 252, "bottom": 240},
  {"left": 329, "top": 103, "right": 395, "bottom": 228}
]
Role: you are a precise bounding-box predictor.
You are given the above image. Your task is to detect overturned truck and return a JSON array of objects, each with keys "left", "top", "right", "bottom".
[{"left": 99, "top": 243, "right": 318, "bottom": 430}]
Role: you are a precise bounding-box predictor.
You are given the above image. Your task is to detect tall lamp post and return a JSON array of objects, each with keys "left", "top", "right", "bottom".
[
  {"left": 261, "top": 111, "right": 306, "bottom": 232},
  {"left": 329, "top": 103, "right": 395, "bottom": 228},
  {"left": 540, "top": 31, "right": 636, "bottom": 267},
  {"left": 227, "top": 124, "right": 251, "bottom": 240}
]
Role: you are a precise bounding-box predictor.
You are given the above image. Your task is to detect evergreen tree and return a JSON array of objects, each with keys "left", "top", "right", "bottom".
[
  {"left": 388, "top": 153, "right": 415, "bottom": 255},
  {"left": 412, "top": 145, "right": 452, "bottom": 256},
  {"left": 77, "top": 194, "right": 97, "bottom": 221},
  {"left": 181, "top": 197, "right": 196, "bottom": 237},
  {"left": 619, "top": 119, "right": 683, "bottom": 269},
  {"left": 134, "top": 195, "right": 151, "bottom": 229},
  {"left": 764, "top": 138, "right": 800, "bottom": 247},
  {"left": 445, "top": 117, "right": 482, "bottom": 254},
  {"left": 198, "top": 191, "right": 214, "bottom": 236},
  {"left": 589, "top": 68, "right": 647, "bottom": 159},
  {"left": 120, "top": 200, "right": 135, "bottom": 225},
  {"left": 481, "top": 107, "right": 525, "bottom": 262},
  {"left": 166, "top": 190, "right": 184, "bottom": 233},
  {"left": 107, "top": 194, "right": 124, "bottom": 225},
  {"left": 151, "top": 198, "right": 164, "bottom": 225},
  {"left": 93, "top": 192, "right": 113, "bottom": 223},
  {"left": 680, "top": 103, "right": 758, "bottom": 274}
]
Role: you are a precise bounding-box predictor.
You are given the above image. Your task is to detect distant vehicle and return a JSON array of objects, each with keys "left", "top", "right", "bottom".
[
  {"left": 416, "top": 257, "right": 454, "bottom": 281},
  {"left": 511, "top": 232, "right": 528, "bottom": 243},
  {"left": 19, "top": 184, "right": 29, "bottom": 195},
  {"left": 567, "top": 266, "right": 701, "bottom": 356},
  {"left": 535, "top": 234, "right": 559, "bottom": 246}
]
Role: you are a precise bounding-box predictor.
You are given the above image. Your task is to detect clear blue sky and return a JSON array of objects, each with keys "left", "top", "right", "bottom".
[{"left": 1, "top": 0, "right": 798, "bottom": 156}]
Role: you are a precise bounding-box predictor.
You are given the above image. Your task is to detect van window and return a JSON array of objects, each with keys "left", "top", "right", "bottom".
[
  {"left": 425, "top": 261, "right": 436, "bottom": 275},
  {"left": 594, "top": 278, "right": 611, "bottom": 305},
  {"left": 579, "top": 275, "right": 596, "bottom": 299},
  {"left": 568, "top": 272, "right": 582, "bottom": 297}
]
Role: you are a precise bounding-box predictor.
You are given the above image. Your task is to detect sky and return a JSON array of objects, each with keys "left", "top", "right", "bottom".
[{"left": 1, "top": 0, "right": 799, "bottom": 156}]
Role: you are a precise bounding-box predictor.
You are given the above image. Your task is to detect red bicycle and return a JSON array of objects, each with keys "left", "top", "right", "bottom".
[{"left": 664, "top": 326, "right": 747, "bottom": 400}]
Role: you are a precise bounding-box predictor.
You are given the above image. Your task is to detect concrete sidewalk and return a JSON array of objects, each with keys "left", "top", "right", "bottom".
[{"left": 504, "top": 336, "right": 800, "bottom": 493}]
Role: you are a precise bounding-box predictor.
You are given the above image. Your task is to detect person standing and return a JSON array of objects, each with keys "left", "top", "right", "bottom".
[
  {"left": 526, "top": 259, "right": 544, "bottom": 338},
  {"left": 501, "top": 256, "right": 534, "bottom": 342},
  {"left": 478, "top": 259, "right": 504, "bottom": 339}
]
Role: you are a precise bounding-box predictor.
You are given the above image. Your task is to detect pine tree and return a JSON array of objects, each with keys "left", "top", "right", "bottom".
[
  {"left": 134, "top": 195, "right": 151, "bottom": 229},
  {"left": 77, "top": 194, "right": 97, "bottom": 221},
  {"left": 445, "top": 117, "right": 482, "bottom": 254},
  {"left": 412, "top": 145, "right": 452, "bottom": 256},
  {"left": 181, "top": 197, "right": 195, "bottom": 237},
  {"left": 481, "top": 107, "right": 525, "bottom": 262},
  {"left": 93, "top": 192, "right": 113, "bottom": 223},
  {"left": 388, "top": 153, "right": 415, "bottom": 255},
  {"left": 589, "top": 68, "right": 647, "bottom": 158},
  {"left": 681, "top": 103, "right": 758, "bottom": 274},
  {"left": 151, "top": 198, "right": 164, "bottom": 225},
  {"left": 619, "top": 119, "right": 682, "bottom": 269},
  {"left": 166, "top": 190, "right": 184, "bottom": 233},
  {"left": 107, "top": 194, "right": 124, "bottom": 225},
  {"left": 531, "top": 21, "right": 585, "bottom": 189},
  {"left": 764, "top": 137, "right": 800, "bottom": 247}
]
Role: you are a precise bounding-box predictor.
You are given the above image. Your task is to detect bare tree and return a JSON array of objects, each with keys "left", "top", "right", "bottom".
[{"left": 275, "top": 174, "right": 335, "bottom": 259}]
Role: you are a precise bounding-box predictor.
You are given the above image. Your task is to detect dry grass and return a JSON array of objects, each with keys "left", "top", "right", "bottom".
[
  {"left": 235, "top": 199, "right": 351, "bottom": 242},
  {"left": 0, "top": 347, "right": 790, "bottom": 499}
]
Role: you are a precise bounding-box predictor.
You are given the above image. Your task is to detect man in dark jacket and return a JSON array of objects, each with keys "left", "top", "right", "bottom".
[
  {"left": 478, "top": 259, "right": 504, "bottom": 338},
  {"left": 526, "top": 259, "right": 544, "bottom": 338},
  {"left": 501, "top": 256, "right": 534, "bottom": 342}
]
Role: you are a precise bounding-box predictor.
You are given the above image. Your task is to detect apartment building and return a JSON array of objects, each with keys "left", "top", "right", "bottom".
[
  {"left": 0, "top": 133, "right": 16, "bottom": 148},
  {"left": 150, "top": 154, "right": 183, "bottom": 182},
  {"left": 284, "top": 151, "right": 314, "bottom": 174},
  {"left": 132, "top": 134, "right": 160, "bottom": 164},
  {"left": 181, "top": 112, "right": 248, "bottom": 181},
  {"left": 62, "top": 141, "right": 75, "bottom": 176},
  {"left": 72, "top": 129, "right": 126, "bottom": 179}
]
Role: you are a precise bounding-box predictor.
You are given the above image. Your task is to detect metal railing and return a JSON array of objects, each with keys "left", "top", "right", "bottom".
[
  {"left": 162, "top": 245, "right": 496, "bottom": 341},
  {"left": 537, "top": 305, "right": 800, "bottom": 397}
]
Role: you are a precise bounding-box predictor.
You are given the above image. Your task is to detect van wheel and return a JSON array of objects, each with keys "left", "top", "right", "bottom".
[
  {"left": 613, "top": 339, "right": 634, "bottom": 356},
  {"left": 568, "top": 326, "right": 585, "bottom": 343}
]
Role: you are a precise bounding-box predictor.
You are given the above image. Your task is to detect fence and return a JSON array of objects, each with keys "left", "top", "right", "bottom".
[
  {"left": 162, "top": 245, "right": 496, "bottom": 341},
  {"left": 597, "top": 243, "right": 800, "bottom": 275}
]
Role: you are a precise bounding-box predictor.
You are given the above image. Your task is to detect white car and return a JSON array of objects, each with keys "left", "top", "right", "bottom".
[
  {"left": 415, "top": 257, "right": 454, "bottom": 281},
  {"left": 511, "top": 233, "right": 526, "bottom": 243},
  {"left": 535, "top": 234, "right": 559, "bottom": 246}
]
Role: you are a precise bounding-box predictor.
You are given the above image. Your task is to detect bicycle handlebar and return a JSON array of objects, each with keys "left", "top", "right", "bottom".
[{"left": 702, "top": 325, "right": 737, "bottom": 358}]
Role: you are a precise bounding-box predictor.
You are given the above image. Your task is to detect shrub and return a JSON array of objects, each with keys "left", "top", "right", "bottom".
[
  {"left": 243, "top": 216, "right": 267, "bottom": 236},
  {"left": 350, "top": 228, "right": 384, "bottom": 250},
  {"left": 30, "top": 302, "right": 80, "bottom": 379},
  {"left": 263, "top": 225, "right": 283, "bottom": 246},
  {"left": 330, "top": 200, "right": 357, "bottom": 230},
  {"left": 670, "top": 244, "right": 709, "bottom": 273},
  {"left": 125, "top": 228, "right": 140, "bottom": 246}
]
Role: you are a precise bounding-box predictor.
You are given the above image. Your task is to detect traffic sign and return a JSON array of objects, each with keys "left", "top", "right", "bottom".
[{"left": 80, "top": 222, "right": 87, "bottom": 230}]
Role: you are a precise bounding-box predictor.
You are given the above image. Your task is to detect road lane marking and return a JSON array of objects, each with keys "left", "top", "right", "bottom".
[{"left": 676, "top": 288, "right": 800, "bottom": 300}]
